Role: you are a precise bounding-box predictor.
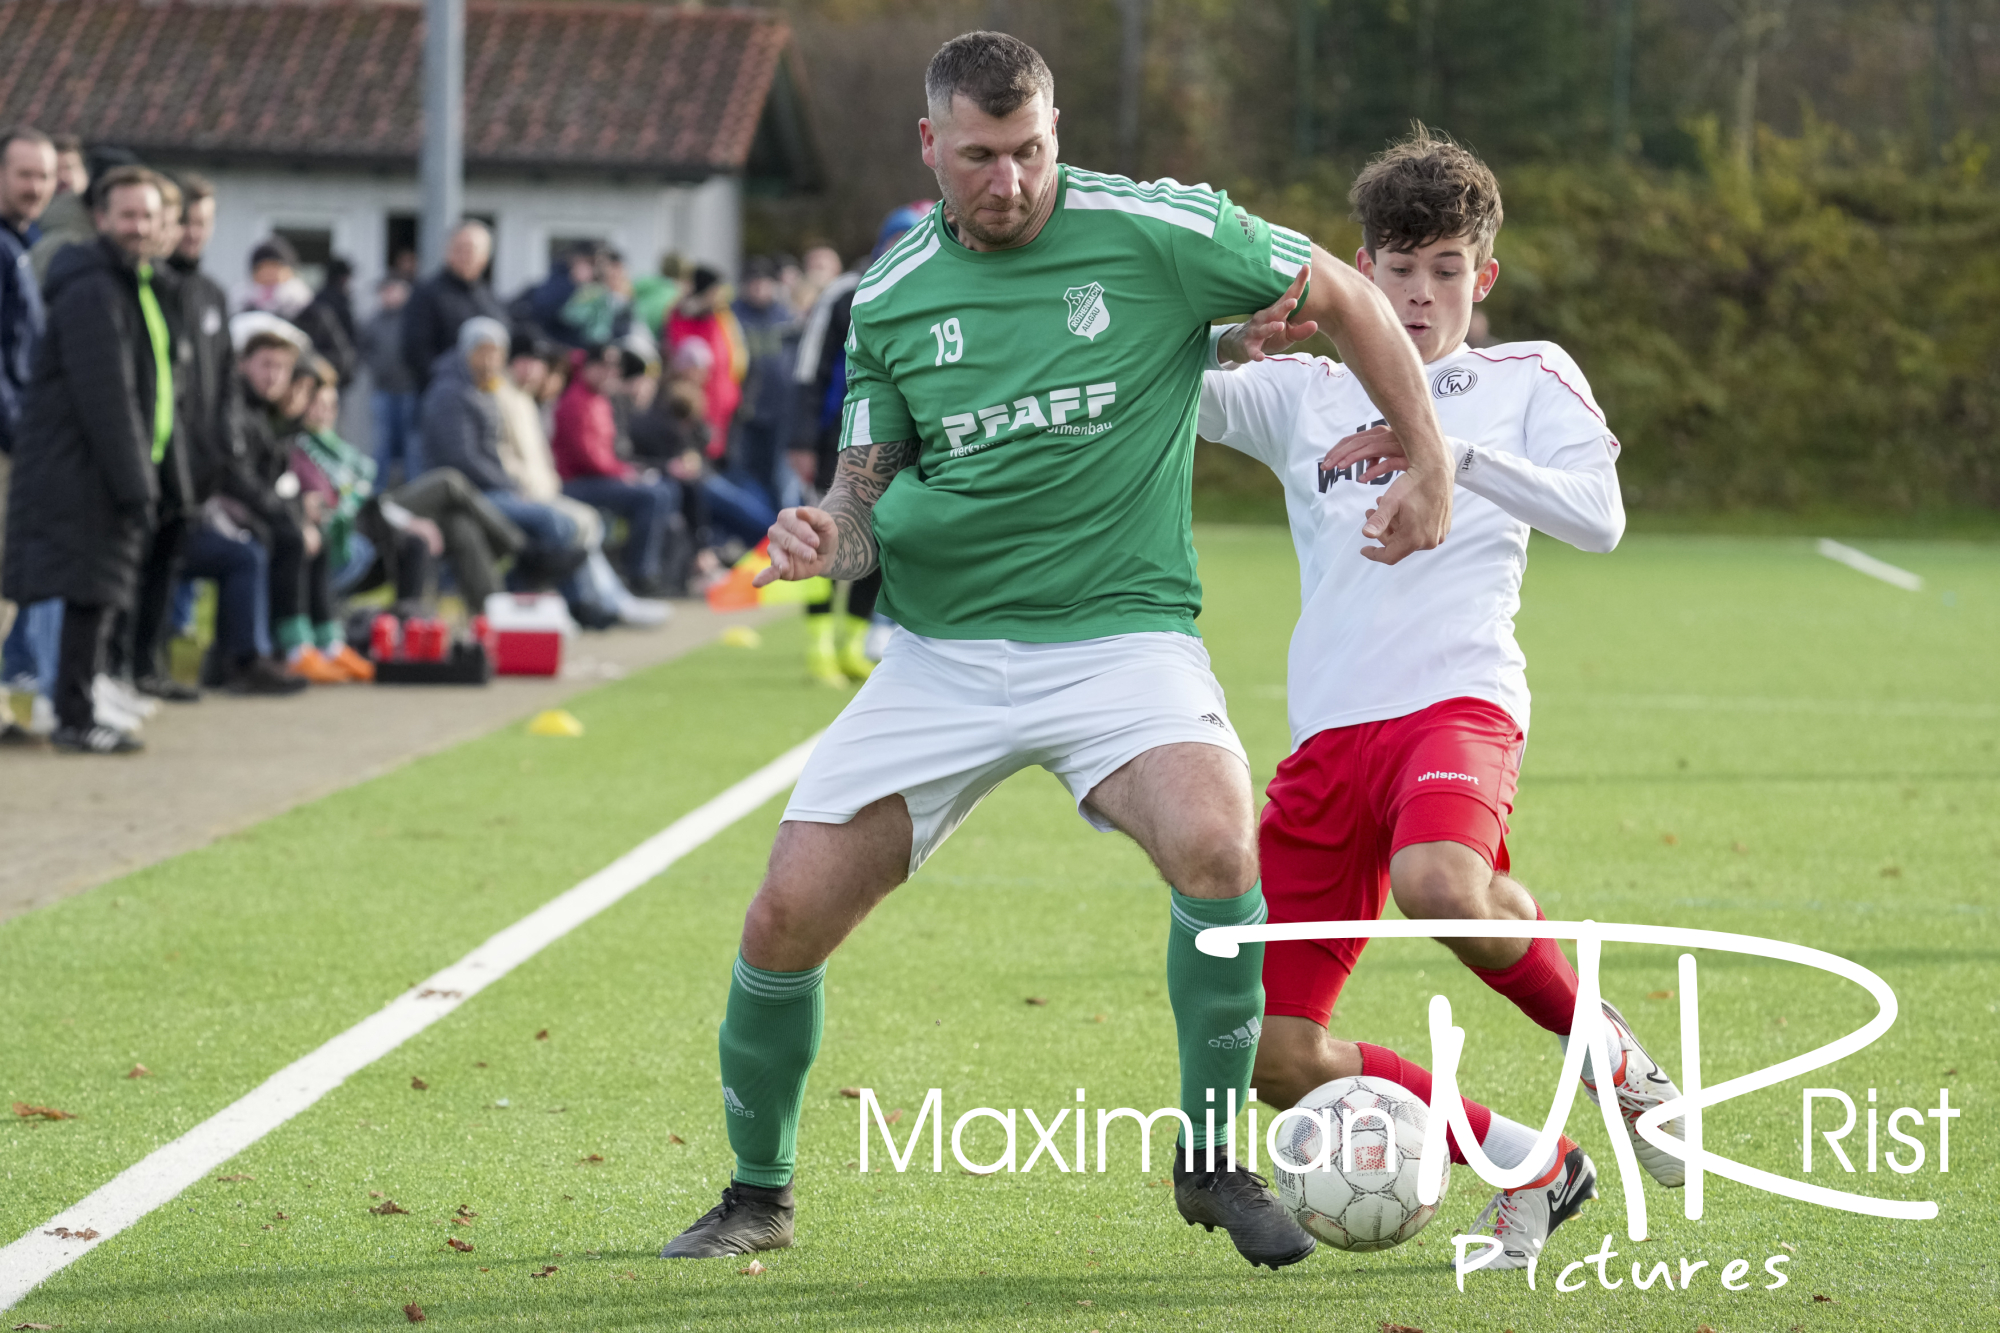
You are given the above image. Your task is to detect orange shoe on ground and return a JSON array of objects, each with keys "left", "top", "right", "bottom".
[
  {"left": 327, "top": 642, "right": 376, "bottom": 683},
  {"left": 288, "top": 646, "right": 350, "bottom": 684}
]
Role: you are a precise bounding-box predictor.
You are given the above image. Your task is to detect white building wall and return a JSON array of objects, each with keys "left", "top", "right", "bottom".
[{"left": 191, "top": 169, "right": 743, "bottom": 310}]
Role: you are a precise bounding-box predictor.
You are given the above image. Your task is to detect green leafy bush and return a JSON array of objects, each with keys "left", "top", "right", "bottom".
[{"left": 1218, "top": 122, "right": 2000, "bottom": 520}]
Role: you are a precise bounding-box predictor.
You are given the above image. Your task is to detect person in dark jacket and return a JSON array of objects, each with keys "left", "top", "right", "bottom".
[
  {"left": 293, "top": 255, "right": 358, "bottom": 387},
  {"left": 2, "top": 167, "right": 177, "bottom": 753},
  {"left": 420, "top": 317, "right": 607, "bottom": 625},
  {"left": 360, "top": 275, "right": 419, "bottom": 482},
  {"left": 0, "top": 126, "right": 57, "bottom": 741},
  {"left": 400, "top": 221, "right": 506, "bottom": 393},
  {"left": 109, "top": 174, "right": 198, "bottom": 702},
  {"left": 164, "top": 176, "right": 303, "bottom": 696}
]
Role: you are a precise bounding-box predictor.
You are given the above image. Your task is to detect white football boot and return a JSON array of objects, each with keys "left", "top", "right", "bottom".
[
  {"left": 1562, "top": 999, "right": 1686, "bottom": 1188},
  {"left": 1468, "top": 1137, "right": 1596, "bottom": 1271}
]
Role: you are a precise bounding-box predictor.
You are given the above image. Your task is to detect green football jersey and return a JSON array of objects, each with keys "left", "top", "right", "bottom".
[{"left": 839, "top": 165, "right": 1312, "bottom": 642}]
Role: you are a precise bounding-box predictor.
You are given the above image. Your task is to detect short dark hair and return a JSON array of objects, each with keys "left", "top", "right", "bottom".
[
  {"left": 925, "top": 31, "right": 1053, "bottom": 119},
  {"left": 1349, "top": 125, "right": 1504, "bottom": 264},
  {"left": 92, "top": 164, "right": 166, "bottom": 212},
  {"left": 50, "top": 133, "right": 82, "bottom": 156},
  {"left": 0, "top": 125, "right": 53, "bottom": 159},
  {"left": 177, "top": 171, "right": 215, "bottom": 209}
]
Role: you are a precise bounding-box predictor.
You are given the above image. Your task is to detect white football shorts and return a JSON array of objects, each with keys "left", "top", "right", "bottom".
[{"left": 784, "top": 628, "right": 1249, "bottom": 874}]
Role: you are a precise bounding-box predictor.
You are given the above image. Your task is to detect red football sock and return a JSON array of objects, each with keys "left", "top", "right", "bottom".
[
  {"left": 1356, "top": 1042, "right": 1494, "bottom": 1167},
  {"left": 1465, "top": 904, "right": 1580, "bottom": 1035}
]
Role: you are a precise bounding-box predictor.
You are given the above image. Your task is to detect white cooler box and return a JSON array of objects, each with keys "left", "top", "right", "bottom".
[{"left": 483, "top": 593, "right": 575, "bottom": 677}]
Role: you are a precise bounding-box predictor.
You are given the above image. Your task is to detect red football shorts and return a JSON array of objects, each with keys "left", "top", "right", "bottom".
[{"left": 1260, "top": 696, "right": 1524, "bottom": 1028}]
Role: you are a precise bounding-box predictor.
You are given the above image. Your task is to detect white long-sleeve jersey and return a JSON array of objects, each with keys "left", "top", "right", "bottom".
[{"left": 1198, "top": 337, "right": 1624, "bottom": 746}]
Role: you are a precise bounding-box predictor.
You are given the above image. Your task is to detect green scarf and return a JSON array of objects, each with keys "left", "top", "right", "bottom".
[{"left": 134, "top": 262, "right": 174, "bottom": 464}]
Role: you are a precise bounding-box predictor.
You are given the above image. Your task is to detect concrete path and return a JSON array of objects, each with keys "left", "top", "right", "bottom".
[{"left": 0, "top": 604, "right": 784, "bottom": 924}]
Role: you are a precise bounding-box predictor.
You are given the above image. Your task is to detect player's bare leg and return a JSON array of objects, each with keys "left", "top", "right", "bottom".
[
  {"left": 662, "top": 798, "right": 912, "bottom": 1259},
  {"left": 1388, "top": 839, "right": 1685, "bottom": 1187},
  {"left": 1084, "top": 742, "right": 1316, "bottom": 1269},
  {"left": 741, "top": 796, "right": 914, "bottom": 971}
]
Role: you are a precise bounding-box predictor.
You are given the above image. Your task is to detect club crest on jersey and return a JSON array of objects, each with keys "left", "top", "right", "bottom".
[
  {"left": 1064, "top": 282, "right": 1111, "bottom": 341},
  {"left": 1432, "top": 366, "right": 1477, "bottom": 397}
]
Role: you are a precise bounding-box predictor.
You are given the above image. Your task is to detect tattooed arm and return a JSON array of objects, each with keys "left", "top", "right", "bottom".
[{"left": 752, "top": 438, "right": 920, "bottom": 586}]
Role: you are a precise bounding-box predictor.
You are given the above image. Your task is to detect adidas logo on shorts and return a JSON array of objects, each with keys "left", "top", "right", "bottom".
[
  {"left": 1209, "top": 1017, "right": 1261, "bottom": 1050},
  {"left": 723, "top": 1086, "right": 755, "bottom": 1119}
]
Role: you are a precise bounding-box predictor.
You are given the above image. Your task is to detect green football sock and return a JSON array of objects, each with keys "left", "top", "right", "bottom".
[
  {"left": 717, "top": 955, "right": 825, "bottom": 1188},
  {"left": 1167, "top": 884, "right": 1267, "bottom": 1155}
]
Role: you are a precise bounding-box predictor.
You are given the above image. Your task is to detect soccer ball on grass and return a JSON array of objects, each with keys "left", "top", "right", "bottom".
[{"left": 1270, "top": 1074, "right": 1448, "bottom": 1251}]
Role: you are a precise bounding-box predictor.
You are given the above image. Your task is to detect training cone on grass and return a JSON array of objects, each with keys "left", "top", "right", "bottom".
[
  {"left": 527, "top": 709, "right": 585, "bottom": 737},
  {"left": 705, "top": 539, "right": 831, "bottom": 611},
  {"left": 721, "top": 626, "right": 763, "bottom": 649}
]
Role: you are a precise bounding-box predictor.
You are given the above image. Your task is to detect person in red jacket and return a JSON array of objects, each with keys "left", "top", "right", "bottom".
[
  {"left": 551, "top": 346, "right": 682, "bottom": 596},
  {"left": 664, "top": 266, "right": 742, "bottom": 455}
]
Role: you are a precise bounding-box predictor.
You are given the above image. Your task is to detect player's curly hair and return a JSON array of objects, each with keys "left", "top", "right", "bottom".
[
  {"left": 926, "top": 31, "right": 1054, "bottom": 119},
  {"left": 1349, "top": 124, "right": 1503, "bottom": 264}
]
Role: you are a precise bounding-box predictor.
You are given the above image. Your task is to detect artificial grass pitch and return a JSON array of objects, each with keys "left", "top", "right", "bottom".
[{"left": 2, "top": 530, "right": 1995, "bottom": 1331}]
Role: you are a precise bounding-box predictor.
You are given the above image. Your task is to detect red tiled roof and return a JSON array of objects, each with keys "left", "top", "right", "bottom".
[{"left": 0, "top": 0, "right": 794, "bottom": 176}]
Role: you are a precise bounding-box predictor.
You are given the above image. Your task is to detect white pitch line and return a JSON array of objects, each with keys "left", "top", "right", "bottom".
[
  {"left": 1817, "top": 538, "right": 1924, "bottom": 591},
  {"left": 0, "top": 734, "right": 821, "bottom": 1312}
]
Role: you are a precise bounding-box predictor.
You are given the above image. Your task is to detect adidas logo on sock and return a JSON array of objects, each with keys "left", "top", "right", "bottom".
[
  {"left": 1208, "top": 1016, "right": 1262, "bottom": 1050},
  {"left": 723, "top": 1086, "right": 756, "bottom": 1119}
]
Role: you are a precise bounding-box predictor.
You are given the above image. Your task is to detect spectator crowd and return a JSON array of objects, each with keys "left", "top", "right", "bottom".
[{"left": 1, "top": 125, "right": 916, "bottom": 755}]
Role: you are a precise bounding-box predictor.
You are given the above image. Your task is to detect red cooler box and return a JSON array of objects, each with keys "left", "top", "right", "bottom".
[{"left": 483, "top": 593, "right": 574, "bottom": 676}]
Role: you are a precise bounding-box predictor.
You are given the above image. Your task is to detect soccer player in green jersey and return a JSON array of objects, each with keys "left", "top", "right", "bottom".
[{"left": 664, "top": 32, "right": 1454, "bottom": 1269}]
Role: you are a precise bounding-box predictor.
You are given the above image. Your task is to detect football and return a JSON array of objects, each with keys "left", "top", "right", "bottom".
[{"left": 1271, "top": 1075, "right": 1449, "bottom": 1251}]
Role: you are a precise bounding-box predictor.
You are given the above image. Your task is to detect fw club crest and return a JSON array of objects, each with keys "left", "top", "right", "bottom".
[{"left": 1064, "top": 282, "right": 1111, "bottom": 341}]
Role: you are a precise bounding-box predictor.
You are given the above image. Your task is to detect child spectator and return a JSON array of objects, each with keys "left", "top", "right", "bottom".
[{"left": 233, "top": 236, "right": 312, "bottom": 318}]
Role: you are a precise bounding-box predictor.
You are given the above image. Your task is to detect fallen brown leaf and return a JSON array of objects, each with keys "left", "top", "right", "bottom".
[
  {"left": 12, "top": 1103, "right": 74, "bottom": 1121},
  {"left": 410, "top": 1077, "right": 429, "bottom": 1092},
  {"left": 1382, "top": 1323, "right": 1425, "bottom": 1333},
  {"left": 472, "top": 1061, "right": 488, "bottom": 1068},
  {"left": 455, "top": 1204, "right": 478, "bottom": 1219},
  {"left": 1092, "top": 1014, "right": 1107, "bottom": 1023},
  {"left": 403, "top": 1303, "right": 425, "bottom": 1323},
  {"left": 125, "top": 1064, "right": 150, "bottom": 1079},
  {"left": 1880, "top": 865, "right": 1902, "bottom": 878},
  {"left": 1732, "top": 840, "right": 1749, "bottom": 853},
  {"left": 740, "top": 1259, "right": 766, "bottom": 1276},
  {"left": 11, "top": 1322, "right": 60, "bottom": 1330},
  {"left": 369, "top": 1199, "right": 410, "bottom": 1216},
  {"left": 1813, "top": 1294, "right": 1836, "bottom": 1303},
  {"left": 578, "top": 1153, "right": 604, "bottom": 1165},
  {"left": 530, "top": 1265, "right": 558, "bottom": 1278},
  {"left": 1945, "top": 1067, "right": 1957, "bottom": 1076},
  {"left": 217, "top": 1174, "right": 254, "bottom": 1183},
  {"left": 838, "top": 1087, "right": 862, "bottom": 1098},
  {"left": 1778, "top": 1240, "right": 1796, "bottom": 1252},
  {"left": 1661, "top": 832, "right": 1679, "bottom": 846},
  {"left": 446, "top": 1237, "right": 474, "bottom": 1253},
  {"left": 617, "top": 1270, "right": 639, "bottom": 1281},
  {"left": 1025, "top": 997, "right": 1048, "bottom": 1006},
  {"left": 1078, "top": 1299, "right": 1093, "bottom": 1306},
  {"left": 535, "top": 1029, "right": 550, "bottom": 1041},
  {"left": 41, "top": 1227, "right": 99, "bottom": 1241},
  {"left": 1648, "top": 990, "right": 1674, "bottom": 1000},
  {"left": 368, "top": 1190, "right": 384, "bottom": 1198},
  {"left": 273, "top": 1211, "right": 288, "bottom": 1221},
  {"left": 668, "top": 1133, "right": 686, "bottom": 1145},
  {"left": 885, "top": 1108, "right": 903, "bottom": 1125}
]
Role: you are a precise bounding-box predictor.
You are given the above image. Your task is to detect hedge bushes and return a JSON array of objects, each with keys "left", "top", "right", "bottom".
[{"left": 1222, "top": 122, "right": 2000, "bottom": 518}]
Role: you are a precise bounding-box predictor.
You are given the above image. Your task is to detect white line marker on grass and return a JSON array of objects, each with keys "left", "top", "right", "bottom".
[
  {"left": 0, "top": 733, "right": 821, "bottom": 1312},
  {"left": 1817, "top": 538, "right": 1923, "bottom": 591}
]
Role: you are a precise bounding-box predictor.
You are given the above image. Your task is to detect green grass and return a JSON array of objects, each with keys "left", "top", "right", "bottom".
[{"left": 3, "top": 530, "right": 1995, "bottom": 1330}]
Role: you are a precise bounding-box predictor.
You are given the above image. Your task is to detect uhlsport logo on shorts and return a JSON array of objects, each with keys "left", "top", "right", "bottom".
[
  {"left": 1433, "top": 366, "right": 1478, "bottom": 397},
  {"left": 1064, "top": 282, "right": 1112, "bottom": 341},
  {"left": 1416, "top": 770, "right": 1480, "bottom": 785}
]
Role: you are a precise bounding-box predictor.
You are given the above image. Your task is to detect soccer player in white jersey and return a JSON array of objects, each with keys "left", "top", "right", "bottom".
[
  {"left": 1200, "top": 129, "right": 1686, "bottom": 1268},
  {"left": 662, "top": 34, "right": 1457, "bottom": 1268}
]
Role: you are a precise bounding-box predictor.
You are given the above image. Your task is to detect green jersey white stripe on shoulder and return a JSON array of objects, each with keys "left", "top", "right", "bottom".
[{"left": 840, "top": 165, "right": 1306, "bottom": 643}]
